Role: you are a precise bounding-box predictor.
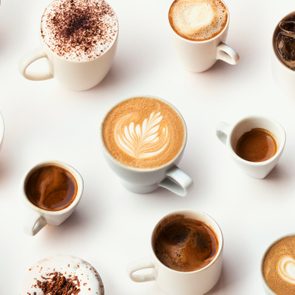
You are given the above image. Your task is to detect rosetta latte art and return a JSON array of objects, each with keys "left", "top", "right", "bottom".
[
  {"left": 277, "top": 255, "right": 295, "bottom": 285},
  {"left": 114, "top": 112, "right": 169, "bottom": 159}
]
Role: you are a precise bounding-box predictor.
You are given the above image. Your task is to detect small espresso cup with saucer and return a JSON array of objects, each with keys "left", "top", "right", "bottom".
[
  {"left": 261, "top": 234, "right": 295, "bottom": 295},
  {"left": 272, "top": 12, "right": 295, "bottom": 97},
  {"left": 216, "top": 116, "right": 286, "bottom": 179},
  {"left": 168, "top": 0, "right": 239, "bottom": 72},
  {"left": 19, "top": 0, "right": 118, "bottom": 91},
  {"left": 100, "top": 96, "right": 193, "bottom": 197},
  {"left": 128, "top": 210, "right": 223, "bottom": 295},
  {"left": 23, "top": 161, "right": 83, "bottom": 236}
]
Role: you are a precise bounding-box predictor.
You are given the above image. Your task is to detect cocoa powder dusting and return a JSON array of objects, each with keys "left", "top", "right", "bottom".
[
  {"left": 36, "top": 272, "right": 80, "bottom": 294},
  {"left": 41, "top": 0, "right": 118, "bottom": 60}
]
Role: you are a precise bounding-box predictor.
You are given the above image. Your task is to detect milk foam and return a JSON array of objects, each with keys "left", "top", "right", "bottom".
[
  {"left": 278, "top": 256, "right": 295, "bottom": 285},
  {"left": 41, "top": 0, "right": 118, "bottom": 61},
  {"left": 23, "top": 255, "right": 104, "bottom": 294},
  {"left": 114, "top": 111, "right": 170, "bottom": 159},
  {"left": 169, "top": 0, "right": 228, "bottom": 41},
  {"left": 102, "top": 97, "right": 185, "bottom": 169}
]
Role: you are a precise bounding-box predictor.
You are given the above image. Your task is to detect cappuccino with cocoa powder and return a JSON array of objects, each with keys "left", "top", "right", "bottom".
[
  {"left": 102, "top": 97, "right": 185, "bottom": 169},
  {"left": 169, "top": 0, "right": 228, "bottom": 41},
  {"left": 41, "top": 0, "right": 118, "bottom": 61}
]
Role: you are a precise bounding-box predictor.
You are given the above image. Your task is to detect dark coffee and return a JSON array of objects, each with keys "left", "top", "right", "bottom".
[
  {"left": 153, "top": 215, "right": 218, "bottom": 272},
  {"left": 236, "top": 128, "right": 277, "bottom": 162},
  {"left": 274, "top": 13, "right": 295, "bottom": 70},
  {"left": 25, "top": 165, "right": 77, "bottom": 211}
]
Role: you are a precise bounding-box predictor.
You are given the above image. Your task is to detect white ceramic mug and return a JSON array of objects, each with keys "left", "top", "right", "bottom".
[
  {"left": 100, "top": 97, "right": 193, "bottom": 197},
  {"left": 129, "top": 210, "right": 223, "bottom": 295},
  {"left": 272, "top": 12, "right": 295, "bottom": 97},
  {"left": 19, "top": 2, "right": 118, "bottom": 91},
  {"left": 168, "top": 0, "right": 239, "bottom": 72},
  {"left": 216, "top": 116, "right": 286, "bottom": 179},
  {"left": 23, "top": 161, "right": 83, "bottom": 236}
]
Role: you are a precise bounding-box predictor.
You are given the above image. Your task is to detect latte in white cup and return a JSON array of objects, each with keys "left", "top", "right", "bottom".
[{"left": 101, "top": 96, "right": 193, "bottom": 196}]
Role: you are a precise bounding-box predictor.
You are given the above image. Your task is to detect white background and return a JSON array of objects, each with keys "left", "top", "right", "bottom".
[{"left": 0, "top": 0, "right": 295, "bottom": 294}]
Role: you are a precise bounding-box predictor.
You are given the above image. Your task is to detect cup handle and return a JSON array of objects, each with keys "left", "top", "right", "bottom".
[
  {"left": 24, "top": 211, "right": 47, "bottom": 236},
  {"left": 19, "top": 49, "right": 53, "bottom": 81},
  {"left": 216, "top": 121, "right": 230, "bottom": 145},
  {"left": 159, "top": 166, "right": 193, "bottom": 197},
  {"left": 216, "top": 42, "right": 239, "bottom": 65},
  {"left": 129, "top": 262, "right": 156, "bottom": 283}
]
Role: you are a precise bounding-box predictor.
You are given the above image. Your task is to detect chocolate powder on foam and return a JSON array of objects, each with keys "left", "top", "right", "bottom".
[
  {"left": 34, "top": 272, "right": 80, "bottom": 295},
  {"left": 41, "top": 0, "right": 118, "bottom": 61}
]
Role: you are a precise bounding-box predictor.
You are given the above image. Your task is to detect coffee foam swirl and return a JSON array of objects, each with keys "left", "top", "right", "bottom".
[
  {"left": 114, "top": 111, "right": 169, "bottom": 159},
  {"left": 169, "top": 0, "right": 228, "bottom": 41},
  {"left": 278, "top": 256, "right": 295, "bottom": 285},
  {"left": 102, "top": 97, "right": 185, "bottom": 169},
  {"left": 263, "top": 236, "right": 295, "bottom": 295}
]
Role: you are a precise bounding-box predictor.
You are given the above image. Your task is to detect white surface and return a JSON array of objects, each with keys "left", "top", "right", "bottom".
[{"left": 0, "top": 0, "right": 295, "bottom": 294}]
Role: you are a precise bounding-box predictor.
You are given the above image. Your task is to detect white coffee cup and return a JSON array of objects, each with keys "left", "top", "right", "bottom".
[
  {"left": 128, "top": 210, "right": 223, "bottom": 295},
  {"left": 100, "top": 97, "right": 193, "bottom": 197},
  {"left": 272, "top": 12, "right": 295, "bottom": 97},
  {"left": 216, "top": 116, "right": 286, "bottom": 179},
  {"left": 23, "top": 161, "right": 83, "bottom": 236},
  {"left": 168, "top": 0, "right": 239, "bottom": 72},
  {"left": 19, "top": 2, "right": 118, "bottom": 91}
]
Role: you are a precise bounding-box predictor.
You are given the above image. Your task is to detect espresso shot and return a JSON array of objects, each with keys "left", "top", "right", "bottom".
[
  {"left": 153, "top": 215, "right": 218, "bottom": 272},
  {"left": 25, "top": 164, "right": 78, "bottom": 211},
  {"left": 235, "top": 128, "right": 277, "bottom": 162}
]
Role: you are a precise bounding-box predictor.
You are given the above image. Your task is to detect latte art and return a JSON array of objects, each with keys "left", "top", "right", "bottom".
[
  {"left": 263, "top": 236, "right": 295, "bottom": 295},
  {"left": 115, "top": 112, "right": 169, "bottom": 159},
  {"left": 102, "top": 97, "right": 185, "bottom": 169},
  {"left": 278, "top": 256, "right": 295, "bottom": 285}
]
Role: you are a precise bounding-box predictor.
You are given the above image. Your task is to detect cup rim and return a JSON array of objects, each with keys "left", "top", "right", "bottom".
[
  {"left": 39, "top": 0, "right": 119, "bottom": 64},
  {"left": 150, "top": 210, "right": 224, "bottom": 274},
  {"left": 227, "top": 115, "right": 286, "bottom": 166},
  {"left": 100, "top": 95, "right": 188, "bottom": 172},
  {"left": 168, "top": 0, "right": 230, "bottom": 44},
  {"left": 272, "top": 11, "right": 295, "bottom": 71},
  {"left": 260, "top": 234, "right": 295, "bottom": 295},
  {"left": 23, "top": 161, "right": 84, "bottom": 215},
  {"left": 0, "top": 112, "right": 4, "bottom": 147}
]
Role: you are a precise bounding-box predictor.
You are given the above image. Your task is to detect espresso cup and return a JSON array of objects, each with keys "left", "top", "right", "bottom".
[
  {"left": 272, "top": 12, "right": 295, "bottom": 97},
  {"left": 19, "top": 0, "right": 118, "bottom": 91},
  {"left": 100, "top": 96, "right": 193, "bottom": 197},
  {"left": 168, "top": 0, "right": 239, "bottom": 72},
  {"left": 128, "top": 210, "right": 223, "bottom": 295},
  {"left": 261, "top": 234, "right": 295, "bottom": 295},
  {"left": 23, "top": 161, "right": 83, "bottom": 236},
  {"left": 216, "top": 116, "right": 286, "bottom": 179}
]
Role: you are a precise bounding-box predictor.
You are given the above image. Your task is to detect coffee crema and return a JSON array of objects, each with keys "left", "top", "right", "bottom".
[
  {"left": 235, "top": 128, "right": 277, "bottom": 162},
  {"left": 25, "top": 165, "right": 77, "bottom": 211},
  {"left": 169, "top": 0, "right": 228, "bottom": 41},
  {"left": 102, "top": 97, "right": 185, "bottom": 169},
  {"left": 274, "top": 13, "right": 295, "bottom": 70},
  {"left": 153, "top": 215, "right": 218, "bottom": 272},
  {"left": 263, "top": 236, "right": 295, "bottom": 295},
  {"left": 41, "top": 0, "right": 118, "bottom": 61}
]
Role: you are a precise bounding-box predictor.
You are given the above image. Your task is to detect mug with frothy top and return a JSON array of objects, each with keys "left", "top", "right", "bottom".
[
  {"left": 101, "top": 96, "right": 193, "bottom": 197},
  {"left": 168, "top": 0, "right": 239, "bottom": 72}
]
